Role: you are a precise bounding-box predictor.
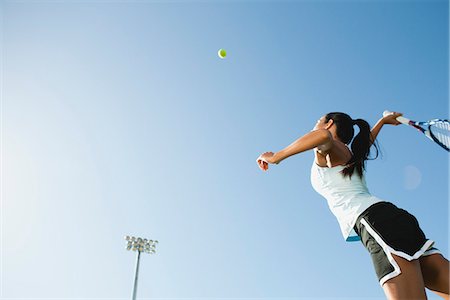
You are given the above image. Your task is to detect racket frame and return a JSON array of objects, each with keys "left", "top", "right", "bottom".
[{"left": 383, "top": 111, "right": 449, "bottom": 152}]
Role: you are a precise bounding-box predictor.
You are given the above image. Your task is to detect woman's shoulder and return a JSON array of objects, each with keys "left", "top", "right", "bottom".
[{"left": 314, "top": 139, "right": 352, "bottom": 168}]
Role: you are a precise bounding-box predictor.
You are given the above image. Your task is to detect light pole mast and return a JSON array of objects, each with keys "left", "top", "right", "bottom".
[{"left": 125, "top": 235, "right": 158, "bottom": 300}]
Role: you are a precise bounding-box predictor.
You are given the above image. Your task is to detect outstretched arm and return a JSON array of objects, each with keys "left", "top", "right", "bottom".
[{"left": 257, "top": 129, "right": 333, "bottom": 171}]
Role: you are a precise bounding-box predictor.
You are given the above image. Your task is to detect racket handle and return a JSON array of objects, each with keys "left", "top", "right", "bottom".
[{"left": 383, "top": 110, "right": 410, "bottom": 125}]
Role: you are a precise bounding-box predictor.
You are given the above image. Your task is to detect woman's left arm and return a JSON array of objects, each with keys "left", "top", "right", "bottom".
[{"left": 259, "top": 129, "right": 333, "bottom": 166}]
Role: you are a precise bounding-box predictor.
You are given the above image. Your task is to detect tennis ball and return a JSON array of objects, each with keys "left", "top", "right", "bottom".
[{"left": 218, "top": 49, "right": 227, "bottom": 59}]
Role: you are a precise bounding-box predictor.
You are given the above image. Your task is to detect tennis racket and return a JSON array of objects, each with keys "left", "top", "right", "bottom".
[{"left": 383, "top": 110, "right": 450, "bottom": 152}]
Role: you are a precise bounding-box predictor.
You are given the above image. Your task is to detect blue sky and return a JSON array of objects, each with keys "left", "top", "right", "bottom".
[{"left": 1, "top": 0, "right": 448, "bottom": 299}]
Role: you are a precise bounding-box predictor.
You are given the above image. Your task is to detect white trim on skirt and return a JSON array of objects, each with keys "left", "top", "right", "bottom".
[{"left": 360, "top": 218, "right": 436, "bottom": 286}]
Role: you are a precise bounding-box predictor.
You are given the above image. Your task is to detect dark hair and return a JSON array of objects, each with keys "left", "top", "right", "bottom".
[{"left": 324, "top": 112, "right": 379, "bottom": 178}]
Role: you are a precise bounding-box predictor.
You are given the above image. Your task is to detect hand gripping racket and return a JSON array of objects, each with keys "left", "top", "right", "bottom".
[{"left": 383, "top": 110, "right": 450, "bottom": 152}]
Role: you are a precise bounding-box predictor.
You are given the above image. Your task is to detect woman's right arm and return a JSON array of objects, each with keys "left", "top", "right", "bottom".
[{"left": 370, "top": 112, "right": 403, "bottom": 143}]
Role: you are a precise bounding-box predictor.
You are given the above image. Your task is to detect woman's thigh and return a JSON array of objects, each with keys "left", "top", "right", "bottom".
[
  {"left": 382, "top": 254, "right": 427, "bottom": 300},
  {"left": 420, "top": 253, "right": 449, "bottom": 298}
]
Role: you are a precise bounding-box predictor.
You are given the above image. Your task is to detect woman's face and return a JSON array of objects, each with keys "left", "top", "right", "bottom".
[{"left": 313, "top": 116, "right": 329, "bottom": 130}]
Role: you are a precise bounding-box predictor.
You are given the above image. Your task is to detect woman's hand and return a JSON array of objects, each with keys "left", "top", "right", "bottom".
[
  {"left": 371, "top": 111, "right": 404, "bottom": 142},
  {"left": 381, "top": 111, "right": 403, "bottom": 125},
  {"left": 256, "top": 151, "right": 276, "bottom": 171}
]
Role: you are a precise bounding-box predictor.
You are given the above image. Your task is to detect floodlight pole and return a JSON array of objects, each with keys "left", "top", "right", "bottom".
[
  {"left": 125, "top": 236, "right": 158, "bottom": 300},
  {"left": 132, "top": 250, "right": 141, "bottom": 300}
]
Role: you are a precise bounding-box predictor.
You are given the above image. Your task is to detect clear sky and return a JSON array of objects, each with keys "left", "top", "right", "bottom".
[{"left": 1, "top": 0, "right": 448, "bottom": 299}]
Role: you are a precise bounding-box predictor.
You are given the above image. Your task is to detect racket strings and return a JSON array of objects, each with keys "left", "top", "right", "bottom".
[{"left": 430, "top": 121, "right": 450, "bottom": 149}]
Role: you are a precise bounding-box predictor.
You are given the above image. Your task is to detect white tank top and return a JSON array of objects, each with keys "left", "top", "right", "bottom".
[{"left": 310, "top": 162, "right": 383, "bottom": 242}]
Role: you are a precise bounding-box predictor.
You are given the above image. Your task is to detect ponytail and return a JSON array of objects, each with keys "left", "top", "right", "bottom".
[{"left": 341, "top": 119, "right": 379, "bottom": 178}]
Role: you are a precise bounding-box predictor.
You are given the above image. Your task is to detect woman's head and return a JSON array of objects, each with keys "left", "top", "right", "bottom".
[
  {"left": 323, "top": 113, "right": 354, "bottom": 144},
  {"left": 321, "top": 112, "right": 379, "bottom": 178}
]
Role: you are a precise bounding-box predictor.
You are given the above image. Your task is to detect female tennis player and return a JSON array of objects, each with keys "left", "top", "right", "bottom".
[{"left": 257, "top": 112, "right": 449, "bottom": 300}]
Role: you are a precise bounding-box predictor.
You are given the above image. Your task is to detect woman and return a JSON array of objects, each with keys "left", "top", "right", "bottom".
[{"left": 257, "top": 112, "right": 449, "bottom": 300}]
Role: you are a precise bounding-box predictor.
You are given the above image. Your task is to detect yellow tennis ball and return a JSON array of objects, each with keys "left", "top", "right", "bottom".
[{"left": 218, "top": 49, "right": 227, "bottom": 59}]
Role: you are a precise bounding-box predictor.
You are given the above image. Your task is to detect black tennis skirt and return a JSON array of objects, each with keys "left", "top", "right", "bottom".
[{"left": 353, "top": 202, "right": 440, "bottom": 286}]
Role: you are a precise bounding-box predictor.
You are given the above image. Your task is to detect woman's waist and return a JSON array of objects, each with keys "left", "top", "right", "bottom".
[
  {"left": 326, "top": 196, "right": 384, "bottom": 222},
  {"left": 323, "top": 193, "right": 378, "bottom": 208},
  {"left": 318, "top": 187, "right": 371, "bottom": 199}
]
